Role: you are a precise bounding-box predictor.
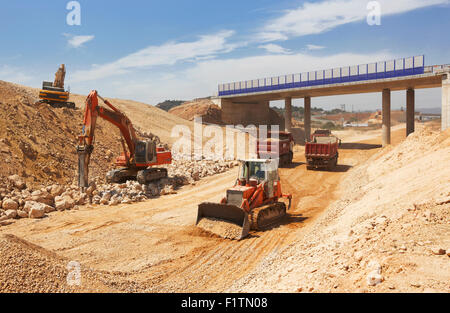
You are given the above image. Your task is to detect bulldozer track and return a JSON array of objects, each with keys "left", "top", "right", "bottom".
[{"left": 250, "top": 202, "right": 286, "bottom": 230}]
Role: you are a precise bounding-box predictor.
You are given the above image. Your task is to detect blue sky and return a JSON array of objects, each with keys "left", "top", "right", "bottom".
[{"left": 1, "top": 0, "right": 449, "bottom": 111}]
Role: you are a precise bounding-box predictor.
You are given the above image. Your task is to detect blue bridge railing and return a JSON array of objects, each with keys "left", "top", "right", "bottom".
[{"left": 218, "top": 55, "right": 425, "bottom": 96}]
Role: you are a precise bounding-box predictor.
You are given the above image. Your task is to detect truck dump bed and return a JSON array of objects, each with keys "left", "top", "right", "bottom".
[
  {"left": 305, "top": 136, "right": 338, "bottom": 158},
  {"left": 257, "top": 131, "right": 293, "bottom": 165}
]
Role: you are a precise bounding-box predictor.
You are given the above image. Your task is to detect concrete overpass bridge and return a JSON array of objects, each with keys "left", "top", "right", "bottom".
[{"left": 213, "top": 56, "right": 450, "bottom": 146}]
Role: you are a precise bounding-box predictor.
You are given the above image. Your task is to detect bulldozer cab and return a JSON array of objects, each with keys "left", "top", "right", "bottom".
[{"left": 238, "top": 159, "right": 279, "bottom": 197}]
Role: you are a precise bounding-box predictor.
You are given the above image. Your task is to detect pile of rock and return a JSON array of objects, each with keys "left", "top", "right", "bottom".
[
  {"left": 0, "top": 159, "right": 237, "bottom": 225},
  {"left": 166, "top": 158, "right": 237, "bottom": 183},
  {"left": 0, "top": 175, "right": 88, "bottom": 224}
]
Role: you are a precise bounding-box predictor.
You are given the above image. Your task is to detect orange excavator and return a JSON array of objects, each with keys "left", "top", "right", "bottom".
[
  {"left": 76, "top": 90, "right": 171, "bottom": 187},
  {"left": 196, "top": 159, "right": 292, "bottom": 239}
]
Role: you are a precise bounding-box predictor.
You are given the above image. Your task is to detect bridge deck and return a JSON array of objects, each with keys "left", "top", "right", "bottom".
[{"left": 218, "top": 72, "right": 444, "bottom": 102}]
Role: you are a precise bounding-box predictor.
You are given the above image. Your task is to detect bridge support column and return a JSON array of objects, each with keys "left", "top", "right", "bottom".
[
  {"left": 284, "top": 97, "right": 292, "bottom": 132},
  {"left": 382, "top": 89, "right": 391, "bottom": 146},
  {"left": 406, "top": 88, "right": 415, "bottom": 136},
  {"left": 443, "top": 74, "right": 450, "bottom": 131},
  {"left": 304, "top": 97, "right": 311, "bottom": 142}
]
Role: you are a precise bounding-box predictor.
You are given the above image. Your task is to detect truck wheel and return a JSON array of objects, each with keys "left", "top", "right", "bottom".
[{"left": 288, "top": 151, "right": 293, "bottom": 164}]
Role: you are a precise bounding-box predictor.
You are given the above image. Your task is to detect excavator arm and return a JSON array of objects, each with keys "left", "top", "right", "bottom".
[{"left": 77, "top": 90, "right": 138, "bottom": 187}]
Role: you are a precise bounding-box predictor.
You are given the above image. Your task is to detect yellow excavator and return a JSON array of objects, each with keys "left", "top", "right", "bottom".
[{"left": 38, "top": 64, "right": 75, "bottom": 109}]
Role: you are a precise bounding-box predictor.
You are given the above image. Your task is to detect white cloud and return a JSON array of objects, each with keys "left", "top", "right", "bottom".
[
  {"left": 258, "top": 43, "right": 291, "bottom": 54},
  {"left": 306, "top": 44, "right": 325, "bottom": 51},
  {"left": 258, "top": 0, "right": 449, "bottom": 41},
  {"left": 71, "top": 30, "right": 237, "bottom": 82},
  {"left": 79, "top": 50, "right": 395, "bottom": 103},
  {"left": 0, "top": 65, "right": 32, "bottom": 84},
  {"left": 65, "top": 34, "right": 95, "bottom": 48},
  {"left": 70, "top": 49, "right": 442, "bottom": 111}
]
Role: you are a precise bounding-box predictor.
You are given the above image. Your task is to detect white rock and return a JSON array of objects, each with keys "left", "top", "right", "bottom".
[
  {"left": 5, "top": 209, "right": 17, "bottom": 219},
  {"left": 8, "top": 174, "right": 26, "bottom": 189},
  {"left": 17, "top": 210, "right": 28, "bottom": 218},
  {"left": 50, "top": 184, "right": 64, "bottom": 196},
  {"left": 29, "top": 206, "right": 45, "bottom": 218},
  {"left": 54, "top": 196, "right": 75, "bottom": 211},
  {"left": 2, "top": 199, "right": 18, "bottom": 210}
]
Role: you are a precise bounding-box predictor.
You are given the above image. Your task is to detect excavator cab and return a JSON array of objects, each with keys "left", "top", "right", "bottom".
[{"left": 134, "top": 140, "right": 157, "bottom": 164}]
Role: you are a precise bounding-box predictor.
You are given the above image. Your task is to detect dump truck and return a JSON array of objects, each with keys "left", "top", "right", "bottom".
[
  {"left": 38, "top": 64, "right": 75, "bottom": 109},
  {"left": 257, "top": 131, "right": 294, "bottom": 166},
  {"left": 305, "top": 130, "right": 340, "bottom": 170},
  {"left": 196, "top": 159, "right": 292, "bottom": 240}
]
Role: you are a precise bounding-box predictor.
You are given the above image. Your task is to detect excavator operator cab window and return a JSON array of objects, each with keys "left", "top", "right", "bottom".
[
  {"left": 134, "top": 141, "right": 147, "bottom": 164},
  {"left": 146, "top": 141, "right": 156, "bottom": 163}
]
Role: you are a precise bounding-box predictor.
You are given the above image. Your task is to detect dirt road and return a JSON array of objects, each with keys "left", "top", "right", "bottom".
[{"left": 0, "top": 127, "right": 407, "bottom": 292}]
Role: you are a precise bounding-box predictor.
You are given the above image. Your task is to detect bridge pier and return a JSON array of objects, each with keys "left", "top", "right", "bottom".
[
  {"left": 285, "top": 97, "right": 292, "bottom": 132},
  {"left": 304, "top": 97, "right": 311, "bottom": 142},
  {"left": 382, "top": 89, "right": 391, "bottom": 146},
  {"left": 406, "top": 88, "right": 415, "bottom": 136},
  {"left": 443, "top": 74, "right": 450, "bottom": 131}
]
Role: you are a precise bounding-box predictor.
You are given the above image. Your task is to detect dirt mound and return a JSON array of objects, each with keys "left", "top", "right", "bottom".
[
  {"left": 197, "top": 217, "right": 243, "bottom": 240},
  {"left": 0, "top": 234, "right": 115, "bottom": 292},
  {"left": 169, "top": 98, "right": 223, "bottom": 124}
]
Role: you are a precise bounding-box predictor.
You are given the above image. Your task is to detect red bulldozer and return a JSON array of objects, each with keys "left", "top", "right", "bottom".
[{"left": 196, "top": 159, "right": 292, "bottom": 240}]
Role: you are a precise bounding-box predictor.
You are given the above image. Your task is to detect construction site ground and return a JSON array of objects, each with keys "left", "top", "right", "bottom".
[{"left": 4, "top": 121, "right": 447, "bottom": 293}]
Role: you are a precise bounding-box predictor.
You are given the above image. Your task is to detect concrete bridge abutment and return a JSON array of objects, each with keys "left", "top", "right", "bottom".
[
  {"left": 219, "top": 98, "right": 284, "bottom": 129},
  {"left": 443, "top": 74, "right": 450, "bottom": 131}
]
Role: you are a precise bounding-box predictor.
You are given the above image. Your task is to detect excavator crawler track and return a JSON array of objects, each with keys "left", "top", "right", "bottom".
[
  {"left": 250, "top": 202, "right": 286, "bottom": 231},
  {"left": 137, "top": 168, "right": 168, "bottom": 184}
]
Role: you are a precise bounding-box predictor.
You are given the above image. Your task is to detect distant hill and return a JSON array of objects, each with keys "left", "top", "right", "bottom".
[
  {"left": 155, "top": 100, "right": 186, "bottom": 111},
  {"left": 417, "top": 107, "right": 441, "bottom": 115}
]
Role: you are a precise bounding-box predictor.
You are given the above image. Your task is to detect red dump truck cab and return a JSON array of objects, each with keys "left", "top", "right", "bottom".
[
  {"left": 257, "top": 131, "right": 294, "bottom": 166},
  {"left": 305, "top": 130, "right": 339, "bottom": 170}
]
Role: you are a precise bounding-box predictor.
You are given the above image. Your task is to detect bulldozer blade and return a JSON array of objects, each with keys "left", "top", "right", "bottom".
[{"left": 196, "top": 202, "right": 250, "bottom": 240}]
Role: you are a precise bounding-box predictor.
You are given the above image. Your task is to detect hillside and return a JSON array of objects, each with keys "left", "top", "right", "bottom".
[
  {"left": 0, "top": 80, "right": 201, "bottom": 186},
  {"left": 3, "top": 81, "right": 194, "bottom": 146},
  {"left": 0, "top": 81, "right": 125, "bottom": 187}
]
